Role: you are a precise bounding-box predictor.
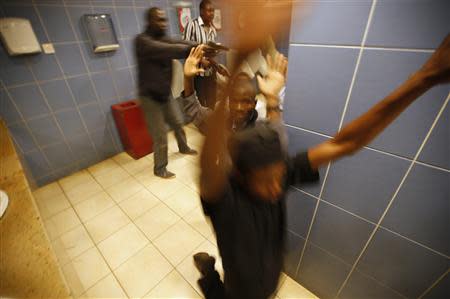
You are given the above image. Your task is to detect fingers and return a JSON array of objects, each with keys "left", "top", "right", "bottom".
[
  {"left": 197, "top": 68, "right": 205, "bottom": 75},
  {"left": 193, "top": 45, "right": 204, "bottom": 59},
  {"left": 188, "top": 47, "right": 195, "bottom": 58}
]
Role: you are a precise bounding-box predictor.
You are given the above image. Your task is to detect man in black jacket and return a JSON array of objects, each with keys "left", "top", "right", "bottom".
[{"left": 135, "top": 7, "right": 201, "bottom": 179}]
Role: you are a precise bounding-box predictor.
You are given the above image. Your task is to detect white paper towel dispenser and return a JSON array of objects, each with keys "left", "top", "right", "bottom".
[
  {"left": 0, "top": 18, "right": 41, "bottom": 56},
  {"left": 84, "top": 14, "right": 119, "bottom": 53}
]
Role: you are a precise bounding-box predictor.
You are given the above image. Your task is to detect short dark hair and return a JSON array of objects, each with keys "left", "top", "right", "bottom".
[
  {"left": 146, "top": 7, "right": 160, "bottom": 24},
  {"left": 200, "top": 0, "right": 213, "bottom": 11}
]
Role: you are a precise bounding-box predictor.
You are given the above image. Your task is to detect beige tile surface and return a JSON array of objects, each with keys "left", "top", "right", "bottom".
[
  {"left": 183, "top": 206, "right": 214, "bottom": 238},
  {"left": 119, "top": 188, "right": 160, "bottom": 220},
  {"left": 74, "top": 191, "right": 115, "bottom": 222},
  {"left": 65, "top": 180, "right": 103, "bottom": 205},
  {"left": 165, "top": 185, "right": 200, "bottom": 217},
  {"left": 135, "top": 202, "right": 180, "bottom": 241},
  {"left": 144, "top": 270, "right": 201, "bottom": 299},
  {"left": 277, "top": 276, "right": 318, "bottom": 299},
  {"left": 95, "top": 166, "right": 130, "bottom": 189},
  {"left": 98, "top": 223, "right": 149, "bottom": 269},
  {"left": 114, "top": 244, "right": 173, "bottom": 298},
  {"left": 59, "top": 170, "right": 95, "bottom": 192},
  {"left": 134, "top": 169, "right": 160, "bottom": 187},
  {"left": 33, "top": 182, "right": 63, "bottom": 201},
  {"left": 85, "top": 206, "right": 130, "bottom": 243},
  {"left": 44, "top": 207, "right": 81, "bottom": 240},
  {"left": 153, "top": 220, "right": 205, "bottom": 266},
  {"left": 121, "top": 156, "right": 153, "bottom": 175},
  {"left": 82, "top": 273, "right": 127, "bottom": 299},
  {"left": 62, "top": 247, "right": 110, "bottom": 297},
  {"left": 35, "top": 192, "right": 71, "bottom": 220},
  {"left": 147, "top": 177, "right": 186, "bottom": 200},
  {"left": 88, "top": 159, "right": 119, "bottom": 177},
  {"left": 52, "top": 225, "right": 94, "bottom": 266},
  {"left": 105, "top": 176, "right": 144, "bottom": 203},
  {"left": 112, "top": 152, "right": 134, "bottom": 165}
]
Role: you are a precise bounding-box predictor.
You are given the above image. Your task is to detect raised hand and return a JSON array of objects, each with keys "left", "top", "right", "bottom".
[
  {"left": 419, "top": 33, "right": 450, "bottom": 85},
  {"left": 257, "top": 53, "right": 288, "bottom": 99},
  {"left": 184, "top": 46, "right": 205, "bottom": 78}
]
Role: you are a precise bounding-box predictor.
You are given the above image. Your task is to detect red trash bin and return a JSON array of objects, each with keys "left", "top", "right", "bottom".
[{"left": 112, "top": 100, "right": 153, "bottom": 159}]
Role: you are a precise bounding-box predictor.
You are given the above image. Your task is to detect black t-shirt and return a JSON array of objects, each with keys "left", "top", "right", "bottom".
[{"left": 201, "top": 152, "right": 319, "bottom": 299}]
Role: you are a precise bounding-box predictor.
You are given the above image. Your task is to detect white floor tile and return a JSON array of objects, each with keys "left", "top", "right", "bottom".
[
  {"left": 114, "top": 244, "right": 173, "bottom": 298},
  {"left": 82, "top": 273, "right": 127, "bottom": 299},
  {"left": 119, "top": 189, "right": 160, "bottom": 220},
  {"left": 153, "top": 220, "right": 205, "bottom": 266},
  {"left": 44, "top": 208, "right": 81, "bottom": 240},
  {"left": 165, "top": 185, "right": 200, "bottom": 217},
  {"left": 106, "top": 176, "right": 144, "bottom": 203},
  {"left": 65, "top": 180, "right": 103, "bottom": 205},
  {"left": 35, "top": 192, "right": 71, "bottom": 220},
  {"left": 52, "top": 225, "right": 94, "bottom": 266},
  {"left": 277, "top": 276, "right": 318, "bottom": 299},
  {"left": 59, "top": 170, "right": 95, "bottom": 192},
  {"left": 95, "top": 167, "right": 130, "bottom": 189},
  {"left": 134, "top": 202, "right": 180, "bottom": 241},
  {"left": 62, "top": 247, "right": 110, "bottom": 297},
  {"left": 88, "top": 159, "right": 119, "bottom": 177},
  {"left": 144, "top": 270, "right": 201, "bottom": 299},
  {"left": 112, "top": 152, "right": 134, "bottom": 165},
  {"left": 147, "top": 177, "right": 186, "bottom": 200},
  {"left": 74, "top": 191, "right": 115, "bottom": 222},
  {"left": 121, "top": 156, "right": 153, "bottom": 175},
  {"left": 183, "top": 206, "right": 214, "bottom": 238},
  {"left": 33, "top": 182, "right": 63, "bottom": 201},
  {"left": 98, "top": 223, "right": 149, "bottom": 269},
  {"left": 85, "top": 206, "right": 130, "bottom": 244},
  {"left": 134, "top": 169, "right": 160, "bottom": 187}
]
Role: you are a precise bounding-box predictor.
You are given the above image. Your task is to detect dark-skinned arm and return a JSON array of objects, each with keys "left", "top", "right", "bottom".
[{"left": 307, "top": 34, "right": 450, "bottom": 170}]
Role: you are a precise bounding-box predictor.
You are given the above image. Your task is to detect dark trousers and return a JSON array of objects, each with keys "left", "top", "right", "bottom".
[
  {"left": 198, "top": 270, "right": 227, "bottom": 299},
  {"left": 141, "top": 95, "right": 190, "bottom": 174},
  {"left": 194, "top": 73, "right": 217, "bottom": 109}
]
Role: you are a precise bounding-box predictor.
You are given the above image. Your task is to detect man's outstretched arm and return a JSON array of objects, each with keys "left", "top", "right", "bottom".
[{"left": 307, "top": 34, "right": 450, "bottom": 170}]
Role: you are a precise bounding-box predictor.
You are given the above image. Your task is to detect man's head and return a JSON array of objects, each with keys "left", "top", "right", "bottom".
[
  {"left": 228, "top": 72, "right": 257, "bottom": 126},
  {"left": 228, "top": 123, "right": 287, "bottom": 202},
  {"left": 200, "top": 0, "right": 215, "bottom": 26},
  {"left": 146, "top": 7, "right": 168, "bottom": 36}
]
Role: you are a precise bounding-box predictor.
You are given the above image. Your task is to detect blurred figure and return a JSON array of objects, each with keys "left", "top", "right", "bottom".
[
  {"left": 196, "top": 35, "right": 450, "bottom": 299},
  {"left": 178, "top": 46, "right": 287, "bottom": 135},
  {"left": 135, "top": 7, "right": 199, "bottom": 179},
  {"left": 184, "top": 0, "right": 218, "bottom": 108}
]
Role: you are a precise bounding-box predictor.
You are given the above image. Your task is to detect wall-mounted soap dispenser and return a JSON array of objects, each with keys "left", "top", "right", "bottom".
[
  {"left": 84, "top": 14, "right": 120, "bottom": 53},
  {"left": 0, "top": 18, "right": 41, "bottom": 56}
]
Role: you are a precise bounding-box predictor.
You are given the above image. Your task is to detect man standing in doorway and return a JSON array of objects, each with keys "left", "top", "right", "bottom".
[
  {"left": 183, "top": 0, "right": 218, "bottom": 109},
  {"left": 135, "top": 7, "right": 200, "bottom": 179}
]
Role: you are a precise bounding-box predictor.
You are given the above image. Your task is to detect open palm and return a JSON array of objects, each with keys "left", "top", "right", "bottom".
[
  {"left": 184, "top": 46, "right": 205, "bottom": 78},
  {"left": 257, "top": 53, "right": 288, "bottom": 98}
]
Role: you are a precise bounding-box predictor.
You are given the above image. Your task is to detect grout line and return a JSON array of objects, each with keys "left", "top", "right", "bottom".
[
  {"left": 290, "top": 43, "right": 435, "bottom": 53},
  {"left": 285, "top": 124, "right": 450, "bottom": 173},
  {"left": 336, "top": 93, "right": 450, "bottom": 297},
  {"left": 418, "top": 268, "right": 449, "bottom": 299},
  {"left": 295, "top": 0, "right": 379, "bottom": 279}
]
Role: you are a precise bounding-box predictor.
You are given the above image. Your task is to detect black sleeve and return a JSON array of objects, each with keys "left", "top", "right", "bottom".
[
  {"left": 200, "top": 183, "right": 232, "bottom": 217},
  {"left": 135, "top": 34, "right": 193, "bottom": 60},
  {"left": 287, "top": 151, "right": 320, "bottom": 186}
]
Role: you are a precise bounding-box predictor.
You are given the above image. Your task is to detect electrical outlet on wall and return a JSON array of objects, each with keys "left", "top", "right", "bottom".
[{"left": 41, "top": 43, "right": 55, "bottom": 54}]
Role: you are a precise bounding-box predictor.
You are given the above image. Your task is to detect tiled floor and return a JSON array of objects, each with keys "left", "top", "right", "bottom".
[{"left": 33, "top": 126, "right": 319, "bottom": 299}]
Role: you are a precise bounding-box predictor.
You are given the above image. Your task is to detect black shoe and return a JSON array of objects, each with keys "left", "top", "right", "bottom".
[
  {"left": 180, "top": 148, "right": 198, "bottom": 155},
  {"left": 193, "top": 252, "right": 216, "bottom": 276},
  {"left": 154, "top": 169, "right": 176, "bottom": 179}
]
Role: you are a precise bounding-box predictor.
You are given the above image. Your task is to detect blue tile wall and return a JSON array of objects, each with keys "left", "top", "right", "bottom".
[
  {"left": 366, "top": 0, "right": 450, "bottom": 49},
  {"left": 286, "top": 0, "right": 450, "bottom": 297},
  {"left": 0, "top": 0, "right": 200, "bottom": 186},
  {"left": 342, "top": 50, "right": 449, "bottom": 159},
  {"left": 382, "top": 163, "right": 450, "bottom": 257},
  {"left": 357, "top": 228, "right": 448, "bottom": 298},
  {"left": 290, "top": 0, "right": 372, "bottom": 46},
  {"left": 42, "top": 142, "right": 75, "bottom": 169},
  {"left": 284, "top": 46, "right": 358, "bottom": 135}
]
